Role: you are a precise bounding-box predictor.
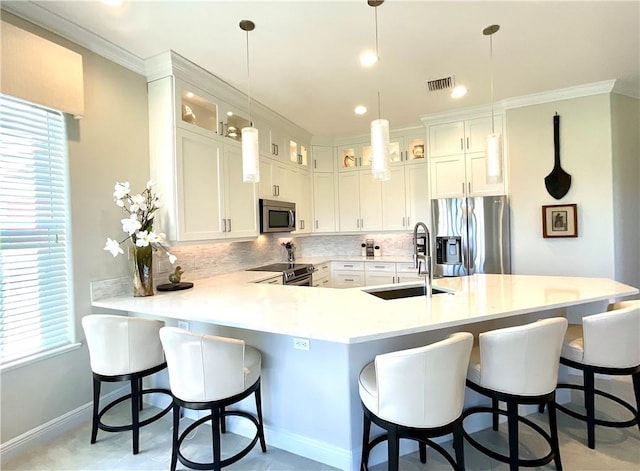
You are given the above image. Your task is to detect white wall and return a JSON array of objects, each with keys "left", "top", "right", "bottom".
[
  {"left": 611, "top": 94, "right": 640, "bottom": 289},
  {"left": 1, "top": 12, "right": 150, "bottom": 444},
  {"left": 507, "top": 94, "right": 617, "bottom": 278}
]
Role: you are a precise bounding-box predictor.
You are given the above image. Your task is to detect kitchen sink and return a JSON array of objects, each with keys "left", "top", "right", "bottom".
[{"left": 364, "top": 285, "right": 448, "bottom": 300}]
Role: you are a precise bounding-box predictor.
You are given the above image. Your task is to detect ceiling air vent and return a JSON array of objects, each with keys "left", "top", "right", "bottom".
[{"left": 426, "top": 75, "right": 455, "bottom": 92}]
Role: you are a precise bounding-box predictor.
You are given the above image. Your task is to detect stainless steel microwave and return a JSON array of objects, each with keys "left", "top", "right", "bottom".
[{"left": 259, "top": 199, "right": 296, "bottom": 233}]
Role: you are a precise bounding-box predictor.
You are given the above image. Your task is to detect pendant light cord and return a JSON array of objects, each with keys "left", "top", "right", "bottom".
[
  {"left": 377, "top": 91, "right": 381, "bottom": 120},
  {"left": 245, "top": 30, "right": 252, "bottom": 125},
  {"left": 489, "top": 32, "right": 495, "bottom": 134},
  {"left": 374, "top": 6, "right": 379, "bottom": 59}
]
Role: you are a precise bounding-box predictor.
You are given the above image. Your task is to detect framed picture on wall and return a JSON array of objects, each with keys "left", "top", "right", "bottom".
[{"left": 542, "top": 203, "right": 578, "bottom": 238}]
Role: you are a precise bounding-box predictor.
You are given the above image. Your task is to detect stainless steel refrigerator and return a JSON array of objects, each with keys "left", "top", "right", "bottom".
[{"left": 431, "top": 196, "right": 511, "bottom": 277}]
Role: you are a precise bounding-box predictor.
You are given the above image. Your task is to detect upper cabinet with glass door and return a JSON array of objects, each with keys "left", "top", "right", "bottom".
[
  {"left": 218, "top": 105, "right": 251, "bottom": 145},
  {"left": 176, "top": 79, "right": 219, "bottom": 136},
  {"left": 289, "top": 138, "right": 309, "bottom": 167}
]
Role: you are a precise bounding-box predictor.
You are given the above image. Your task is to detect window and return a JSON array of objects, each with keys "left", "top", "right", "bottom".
[{"left": 0, "top": 94, "right": 74, "bottom": 367}]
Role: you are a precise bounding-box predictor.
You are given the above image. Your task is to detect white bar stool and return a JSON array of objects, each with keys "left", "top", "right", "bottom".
[
  {"left": 462, "top": 317, "right": 568, "bottom": 471},
  {"left": 550, "top": 300, "right": 639, "bottom": 449},
  {"left": 81, "top": 314, "right": 172, "bottom": 454},
  {"left": 159, "top": 327, "right": 267, "bottom": 471},
  {"left": 358, "top": 332, "right": 473, "bottom": 471}
]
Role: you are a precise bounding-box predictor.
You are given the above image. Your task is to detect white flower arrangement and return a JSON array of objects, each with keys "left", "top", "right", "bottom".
[{"left": 104, "top": 180, "right": 177, "bottom": 264}]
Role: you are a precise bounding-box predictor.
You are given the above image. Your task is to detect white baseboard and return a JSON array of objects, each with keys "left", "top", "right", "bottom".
[{"left": 0, "top": 387, "right": 126, "bottom": 466}]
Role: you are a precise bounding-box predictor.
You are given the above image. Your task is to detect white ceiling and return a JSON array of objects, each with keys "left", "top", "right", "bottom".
[{"left": 4, "top": 1, "right": 639, "bottom": 138}]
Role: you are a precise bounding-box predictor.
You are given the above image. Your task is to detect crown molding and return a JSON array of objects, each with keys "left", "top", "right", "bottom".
[
  {"left": 500, "top": 80, "right": 618, "bottom": 109},
  {"left": 1, "top": 1, "right": 146, "bottom": 75}
]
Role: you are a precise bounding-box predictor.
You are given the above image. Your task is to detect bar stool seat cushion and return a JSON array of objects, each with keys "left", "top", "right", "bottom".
[
  {"left": 358, "top": 362, "right": 377, "bottom": 414},
  {"left": 560, "top": 324, "right": 584, "bottom": 363}
]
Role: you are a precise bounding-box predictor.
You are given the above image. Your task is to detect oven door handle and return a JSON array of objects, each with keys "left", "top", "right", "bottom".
[{"left": 286, "top": 275, "right": 311, "bottom": 286}]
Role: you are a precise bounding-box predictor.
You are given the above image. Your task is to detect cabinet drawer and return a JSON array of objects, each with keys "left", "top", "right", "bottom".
[
  {"left": 312, "top": 276, "right": 331, "bottom": 288},
  {"left": 332, "top": 261, "right": 365, "bottom": 271},
  {"left": 256, "top": 275, "right": 283, "bottom": 285},
  {"left": 332, "top": 271, "right": 364, "bottom": 288},
  {"left": 365, "top": 262, "right": 395, "bottom": 273},
  {"left": 396, "top": 262, "right": 419, "bottom": 273}
]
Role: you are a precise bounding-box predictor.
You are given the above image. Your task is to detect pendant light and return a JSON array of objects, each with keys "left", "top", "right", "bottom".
[
  {"left": 484, "top": 24, "right": 502, "bottom": 184},
  {"left": 240, "top": 20, "right": 259, "bottom": 183},
  {"left": 368, "top": 0, "right": 391, "bottom": 181}
]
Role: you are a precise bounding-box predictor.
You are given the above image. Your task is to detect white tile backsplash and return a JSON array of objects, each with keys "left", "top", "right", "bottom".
[{"left": 92, "top": 233, "right": 414, "bottom": 299}]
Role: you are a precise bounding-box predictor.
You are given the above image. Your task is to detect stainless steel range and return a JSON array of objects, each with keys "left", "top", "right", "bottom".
[{"left": 247, "top": 263, "right": 315, "bottom": 286}]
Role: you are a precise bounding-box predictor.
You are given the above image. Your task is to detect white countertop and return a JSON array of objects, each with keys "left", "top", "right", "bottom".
[{"left": 91, "top": 271, "right": 638, "bottom": 344}]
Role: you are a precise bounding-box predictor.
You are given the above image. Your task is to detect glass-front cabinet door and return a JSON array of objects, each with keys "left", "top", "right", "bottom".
[
  {"left": 405, "top": 135, "right": 426, "bottom": 162},
  {"left": 177, "top": 80, "right": 219, "bottom": 134}
]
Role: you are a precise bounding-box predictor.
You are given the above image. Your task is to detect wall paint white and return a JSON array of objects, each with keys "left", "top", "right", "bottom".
[
  {"left": 0, "top": 12, "right": 150, "bottom": 443},
  {"left": 507, "top": 95, "right": 617, "bottom": 277},
  {"left": 610, "top": 94, "right": 640, "bottom": 288}
]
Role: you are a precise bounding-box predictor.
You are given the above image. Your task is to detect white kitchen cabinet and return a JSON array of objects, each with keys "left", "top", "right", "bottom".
[
  {"left": 221, "top": 145, "right": 258, "bottom": 238},
  {"left": 312, "top": 172, "right": 336, "bottom": 232},
  {"left": 364, "top": 262, "right": 396, "bottom": 286},
  {"left": 337, "top": 171, "right": 383, "bottom": 232},
  {"left": 381, "top": 166, "right": 407, "bottom": 231},
  {"left": 311, "top": 145, "right": 335, "bottom": 173},
  {"left": 154, "top": 126, "right": 256, "bottom": 241},
  {"left": 331, "top": 261, "right": 365, "bottom": 288},
  {"left": 312, "top": 262, "right": 332, "bottom": 288},
  {"left": 148, "top": 74, "right": 258, "bottom": 242},
  {"left": 256, "top": 119, "right": 286, "bottom": 162},
  {"left": 256, "top": 275, "right": 283, "bottom": 285},
  {"left": 404, "top": 161, "right": 430, "bottom": 228},
  {"left": 291, "top": 167, "right": 311, "bottom": 233},
  {"left": 429, "top": 115, "right": 505, "bottom": 198},
  {"left": 288, "top": 138, "right": 309, "bottom": 167},
  {"left": 259, "top": 158, "right": 291, "bottom": 200},
  {"left": 389, "top": 129, "right": 426, "bottom": 164},
  {"left": 337, "top": 141, "right": 370, "bottom": 171},
  {"left": 395, "top": 262, "right": 424, "bottom": 283}
]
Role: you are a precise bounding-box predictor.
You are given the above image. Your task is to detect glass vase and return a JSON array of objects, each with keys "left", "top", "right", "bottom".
[{"left": 132, "top": 244, "right": 154, "bottom": 297}]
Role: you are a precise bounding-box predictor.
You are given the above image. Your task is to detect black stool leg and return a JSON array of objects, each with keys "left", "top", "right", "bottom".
[
  {"left": 137, "top": 377, "right": 143, "bottom": 411},
  {"left": 212, "top": 407, "right": 222, "bottom": 471},
  {"left": 419, "top": 441, "right": 427, "bottom": 463},
  {"left": 548, "top": 399, "right": 563, "bottom": 471},
  {"left": 632, "top": 372, "right": 640, "bottom": 434},
  {"left": 170, "top": 404, "right": 180, "bottom": 471},
  {"left": 360, "top": 414, "right": 371, "bottom": 471},
  {"left": 90, "top": 376, "right": 101, "bottom": 444},
  {"left": 584, "top": 370, "right": 596, "bottom": 449},
  {"left": 492, "top": 398, "right": 500, "bottom": 431},
  {"left": 254, "top": 385, "right": 267, "bottom": 452},
  {"left": 387, "top": 428, "right": 400, "bottom": 471},
  {"left": 130, "top": 376, "right": 140, "bottom": 455},
  {"left": 507, "top": 400, "right": 519, "bottom": 471},
  {"left": 453, "top": 423, "right": 465, "bottom": 471}
]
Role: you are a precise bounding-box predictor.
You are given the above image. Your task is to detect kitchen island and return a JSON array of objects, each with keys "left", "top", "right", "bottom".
[{"left": 92, "top": 273, "right": 637, "bottom": 470}]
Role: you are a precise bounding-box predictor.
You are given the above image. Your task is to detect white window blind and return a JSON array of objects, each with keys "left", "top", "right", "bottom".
[{"left": 0, "top": 94, "right": 73, "bottom": 366}]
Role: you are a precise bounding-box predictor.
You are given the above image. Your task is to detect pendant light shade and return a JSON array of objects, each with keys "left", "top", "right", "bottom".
[
  {"left": 240, "top": 19, "right": 259, "bottom": 183},
  {"left": 371, "top": 118, "right": 390, "bottom": 181},
  {"left": 484, "top": 24, "right": 502, "bottom": 184},
  {"left": 367, "top": 1, "right": 390, "bottom": 182},
  {"left": 241, "top": 126, "right": 259, "bottom": 183}
]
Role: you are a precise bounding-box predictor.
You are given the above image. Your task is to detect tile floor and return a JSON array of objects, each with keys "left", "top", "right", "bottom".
[{"left": 4, "top": 396, "right": 639, "bottom": 471}]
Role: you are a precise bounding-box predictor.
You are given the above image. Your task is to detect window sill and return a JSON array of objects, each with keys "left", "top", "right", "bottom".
[{"left": 1, "top": 343, "right": 83, "bottom": 373}]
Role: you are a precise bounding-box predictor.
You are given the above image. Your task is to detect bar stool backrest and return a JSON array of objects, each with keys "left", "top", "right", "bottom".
[
  {"left": 160, "top": 327, "right": 246, "bottom": 402},
  {"left": 82, "top": 314, "right": 165, "bottom": 376},
  {"left": 375, "top": 332, "right": 473, "bottom": 428},
  {"left": 479, "top": 317, "right": 568, "bottom": 396},
  {"left": 583, "top": 303, "right": 639, "bottom": 368}
]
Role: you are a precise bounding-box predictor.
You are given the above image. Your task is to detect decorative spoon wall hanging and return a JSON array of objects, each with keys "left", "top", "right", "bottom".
[{"left": 544, "top": 113, "right": 572, "bottom": 199}]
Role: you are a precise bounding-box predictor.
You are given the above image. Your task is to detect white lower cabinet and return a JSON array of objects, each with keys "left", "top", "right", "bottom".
[
  {"left": 331, "top": 261, "right": 365, "bottom": 288},
  {"left": 256, "top": 275, "right": 283, "bottom": 285},
  {"left": 364, "top": 262, "right": 396, "bottom": 286},
  {"left": 312, "top": 262, "right": 332, "bottom": 288},
  {"left": 329, "top": 260, "right": 423, "bottom": 288}
]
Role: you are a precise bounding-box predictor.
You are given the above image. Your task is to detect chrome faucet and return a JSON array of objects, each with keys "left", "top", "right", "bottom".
[{"left": 413, "top": 222, "right": 432, "bottom": 298}]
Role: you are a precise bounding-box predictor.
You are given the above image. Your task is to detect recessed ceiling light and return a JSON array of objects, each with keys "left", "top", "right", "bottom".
[
  {"left": 355, "top": 105, "right": 367, "bottom": 115},
  {"left": 450, "top": 85, "right": 468, "bottom": 99},
  {"left": 359, "top": 51, "right": 379, "bottom": 67},
  {"left": 227, "top": 111, "right": 234, "bottom": 116}
]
